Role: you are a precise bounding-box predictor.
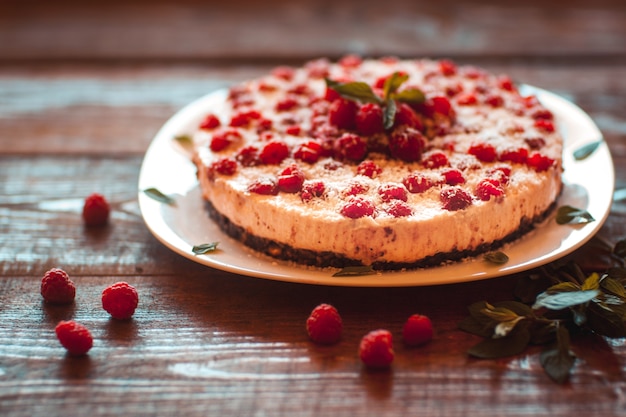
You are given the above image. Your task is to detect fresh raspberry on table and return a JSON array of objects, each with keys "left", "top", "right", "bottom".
[
  {"left": 82, "top": 193, "right": 110, "bottom": 227},
  {"left": 402, "top": 314, "right": 434, "bottom": 347},
  {"left": 101, "top": 282, "right": 139, "bottom": 320},
  {"left": 306, "top": 303, "right": 343, "bottom": 345},
  {"left": 55, "top": 320, "right": 93, "bottom": 356},
  {"left": 40, "top": 268, "right": 76, "bottom": 304},
  {"left": 359, "top": 329, "right": 394, "bottom": 368}
]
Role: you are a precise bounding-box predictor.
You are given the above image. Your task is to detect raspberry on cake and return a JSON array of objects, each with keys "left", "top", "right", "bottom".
[{"left": 191, "top": 57, "right": 563, "bottom": 270}]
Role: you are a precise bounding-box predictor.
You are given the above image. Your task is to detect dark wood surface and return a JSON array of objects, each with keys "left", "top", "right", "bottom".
[{"left": 2, "top": 1, "right": 626, "bottom": 416}]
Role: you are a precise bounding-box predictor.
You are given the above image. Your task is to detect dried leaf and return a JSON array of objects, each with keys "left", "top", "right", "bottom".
[
  {"left": 484, "top": 251, "right": 509, "bottom": 265},
  {"left": 143, "top": 187, "right": 176, "bottom": 206},
  {"left": 332, "top": 265, "right": 376, "bottom": 277},
  {"left": 192, "top": 242, "right": 219, "bottom": 254},
  {"left": 540, "top": 324, "right": 575, "bottom": 384},
  {"left": 467, "top": 327, "right": 531, "bottom": 359}
]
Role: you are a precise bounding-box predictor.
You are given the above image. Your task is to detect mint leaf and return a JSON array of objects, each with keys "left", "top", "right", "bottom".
[
  {"left": 540, "top": 324, "right": 575, "bottom": 384},
  {"left": 325, "top": 79, "right": 382, "bottom": 104},
  {"left": 143, "top": 187, "right": 176, "bottom": 206},
  {"left": 573, "top": 140, "right": 602, "bottom": 161},
  {"left": 192, "top": 242, "right": 219, "bottom": 254},
  {"left": 556, "top": 205, "right": 595, "bottom": 225},
  {"left": 383, "top": 72, "right": 409, "bottom": 99},
  {"left": 484, "top": 251, "right": 509, "bottom": 265},
  {"left": 332, "top": 265, "right": 376, "bottom": 277},
  {"left": 391, "top": 88, "right": 425, "bottom": 104},
  {"left": 533, "top": 289, "right": 600, "bottom": 310}
]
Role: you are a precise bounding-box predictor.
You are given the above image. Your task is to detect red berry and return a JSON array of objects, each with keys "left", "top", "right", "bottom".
[
  {"left": 468, "top": 142, "right": 497, "bottom": 162},
  {"left": 499, "top": 147, "right": 528, "bottom": 164},
  {"left": 306, "top": 303, "right": 343, "bottom": 344},
  {"left": 355, "top": 103, "right": 384, "bottom": 136},
  {"left": 394, "top": 103, "right": 423, "bottom": 131},
  {"left": 524, "top": 137, "right": 546, "bottom": 150},
  {"left": 534, "top": 119, "right": 555, "bottom": 133},
  {"left": 271, "top": 66, "right": 295, "bottom": 81},
  {"left": 419, "top": 96, "right": 454, "bottom": 118},
  {"left": 334, "top": 133, "right": 367, "bottom": 161},
  {"left": 498, "top": 76, "right": 516, "bottom": 92},
  {"left": 402, "top": 314, "right": 434, "bottom": 346},
  {"left": 328, "top": 98, "right": 358, "bottom": 130},
  {"left": 441, "top": 168, "right": 465, "bottom": 185},
  {"left": 276, "top": 97, "right": 299, "bottom": 112},
  {"left": 285, "top": 125, "right": 302, "bottom": 136},
  {"left": 209, "top": 158, "right": 238, "bottom": 176},
  {"left": 278, "top": 164, "right": 305, "bottom": 193},
  {"left": 440, "top": 187, "right": 473, "bottom": 211},
  {"left": 301, "top": 181, "right": 326, "bottom": 202},
  {"left": 229, "top": 110, "right": 262, "bottom": 127},
  {"left": 385, "top": 200, "right": 413, "bottom": 217},
  {"left": 339, "top": 54, "right": 362, "bottom": 68},
  {"left": 82, "top": 193, "right": 110, "bottom": 227},
  {"left": 236, "top": 146, "right": 259, "bottom": 167},
  {"left": 439, "top": 59, "right": 457, "bottom": 76},
  {"left": 199, "top": 113, "right": 221, "bottom": 130},
  {"left": 475, "top": 178, "right": 505, "bottom": 201},
  {"left": 356, "top": 160, "right": 382, "bottom": 178},
  {"left": 389, "top": 127, "right": 425, "bottom": 162},
  {"left": 403, "top": 173, "right": 435, "bottom": 193},
  {"left": 457, "top": 93, "right": 478, "bottom": 105},
  {"left": 343, "top": 181, "right": 369, "bottom": 196},
  {"left": 531, "top": 109, "right": 554, "bottom": 120},
  {"left": 359, "top": 329, "right": 394, "bottom": 368},
  {"left": 210, "top": 129, "right": 241, "bottom": 152},
  {"left": 378, "top": 183, "right": 408, "bottom": 202},
  {"left": 55, "top": 320, "right": 93, "bottom": 356},
  {"left": 422, "top": 151, "right": 449, "bottom": 169},
  {"left": 294, "top": 141, "right": 322, "bottom": 163},
  {"left": 101, "top": 282, "right": 139, "bottom": 320},
  {"left": 324, "top": 86, "right": 341, "bottom": 102},
  {"left": 40, "top": 268, "right": 76, "bottom": 304},
  {"left": 340, "top": 196, "right": 376, "bottom": 219},
  {"left": 485, "top": 94, "right": 504, "bottom": 107},
  {"left": 527, "top": 152, "right": 555, "bottom": 172},
  {"left": 248, "top": 177, "right": 279, "bottom": 195},
  {"left": 259, "top": 141, "right": 289, "bottom": 165}
]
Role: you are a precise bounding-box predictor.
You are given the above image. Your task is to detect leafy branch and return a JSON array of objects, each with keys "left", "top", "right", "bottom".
[{"left": 459, "top": 237, "right": 626, "bottom": 383}]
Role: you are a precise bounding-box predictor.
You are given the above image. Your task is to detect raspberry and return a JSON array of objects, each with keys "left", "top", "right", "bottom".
[
  {"left": 340, "top": 196, "right": 376, "bottom": 219},
  {"left": 328, "top": 98, "right": 358, "bottom": 130},
  {"left": 440, "top": 187, "right": 473, "bottom": 211},
  {"left": 40, "top": 268, "right": 76, "bottom": 304},
  {"left": 334, "top": 133, "right": 367, "bottom": 161},
  {"left": 294, "top": 141, "right": 322, "bottom": 163},
  {"left": 422, "top": 151, "right": 449, "bottom": 169},
  {"left": 324, "top": 86, "right": 341, "bottom": 102},
  {"left": 55, "top": 320, "right": 93, "bottom": 356},
  {"left": 524, "top": 137, "right": 546, "bottom": 150},
  {"left": 277, "top": 164, "right": 305, "bottom": 193},
  {"left": 285, "top": 125, "right": 301, "bottom": 136},
  {"left": 356, "top": 160, "right": 382, "bottom": 178},
  {"left": 101, "top": 282, "right": 139, "bottom": 320},
  {"left": 209, "top": 129, "right": 241, "bottom": 152},
  {"left": 199, "top": 113, "right": 221, "bottom": 130},
  {"left": 418, "top": 95, "right": 454, "bottom": 118},
  {"left": 209, "top": 158, "right": 238, "bottom": 176},
  {"left": 475, "top": 178, "right": 505, "bottom": 201},
  {"left": 272, "top": 66, "right": 295, "bottom": 81},
  {"left": 403, "top": 173, "right": 435, "bottom": 193},
  {"left": 276, "top": 97, "right": 299, "bottom": 112},
  {"left": 301, "top": 180, "right": 326, "bottom": 202},
  {"left": 456, "top": 93, "right": 478, "bottom": 105},
  {"left": 355, "top": 103, "right": 384, "bottom": 136},
  {"left": 527, "top": 152, "right": 555, "bottom": 172},
  {"left": 306, "top": 303, "right": 343, "bottom": 344},
  {"left": 394, "top": 103, "right": 423, "bottom": 131},
  {"left": 248, "top": 177, "right": 279, "bottom": 195},
  {"left": 441, "top": 168, "right": 465, "bottom": 185},
  {"left": 235, "top": 146, "right": 259, "bottom": 167},
  {"left": 485, "top": 94, "right": 504, "bottom": 107},
  {"left": 359, "top": 329, "right": 394, "bottom": 368},
  {"left": 439, "top": 59, "right": 457, "bottom": 76},
  {"left": 499, "top": 147, "right": 528, "bottom": 164},
  {"left": 339, "top": 54, "right": 362, "bottom": 68},
  {"left": 498, "top": 76, "right": 516, "bottom": 92},
  {"left": 389, "top": 127, "right": 425, "bottom": 162},
  {"left": 385, "top": 200, "right": 413, "bottom": 217},
  {"left": 259, "top": 141, "right": 289, "bottom": 165},
  {"left": 82, "top": 193, "right": 110, "bottom": 227},
  {"left": 378, "top": 183, "right": 408, "bottom": 202},
  {"left": 468, "top": 142, "right": 497, "bottom": 162},
  {"left": 531, "top": 109, "right": 554, "bottom": 120},
  {"left": 534, "top": 119, "right": 555, "bottom": 133},
  {"left": 229, "top": 110, "right": 262, "bottom": 127},
  {"left": 343, "top": 181, "right": 369, "bottom": 196},
  {"left": 402, "top": 314, "right": 434, "bottom": 346}
]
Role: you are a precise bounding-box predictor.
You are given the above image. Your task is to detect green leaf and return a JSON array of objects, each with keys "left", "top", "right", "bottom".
[
  {"left": 556, "top": 205, "right": 595, "bottom": 225},
  {"left": 533, "top": 289, "right": 600, "bottom": 310},
  {"left": 483, "top": 251, "right": 509, "bottom": 265},
  {"left": 467, "top": 327, "right": 531, "bottom": 359},
  {"left": 392, "top": 88, "right": 425, "bottom": 104},
  {"left": 540, "top": 324, "right": 575, "bottom": 384},
  {"left": 382, "top": 72, "right": 409, "bottom": 99},
  {"left": 573, "top": 140, "right": 602, "bottom": 161},
  {"left": 143, "top": 187, "right": 176, "bottom": 206},
  {"left": 192, "top": 242, "right": 219, "bottom": 254},
  {"left": 383, "top": 99, "right": 397, "bottom": 130},
  {"left": 174, "top": 134, "right": 193, "bottom": 150},
  {"left": 332, "top": 265, "right": 376, "bottom": 277},
  {"left": 325, "top": 79, "right": 382, "bottom": 104}
]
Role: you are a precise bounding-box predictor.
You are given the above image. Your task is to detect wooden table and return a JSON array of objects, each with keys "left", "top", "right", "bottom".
[{"left": 2, "top": 1, "right": 626, "bottom": 415}]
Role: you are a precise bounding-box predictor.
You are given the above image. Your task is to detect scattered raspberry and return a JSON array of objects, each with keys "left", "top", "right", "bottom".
[
  {"left": 389, "top": 127, "right": 425, "bottom": 162},
  {"left": 475, "top": 178, "right": 505, "bottom": 201},
  {"left": 419, "top": 95, "right": 455, "bottom": 118},
  {"left": 209, "top": 158, "right": 238, "bottom": 176},
  {"left": 294, "top": 141, "right": 322, "bottom": 163},
  {"left": 456, "top": 93, "right": 478, "bottom": 106},
  {"left": 355, "top": 103, "right": 384, "bottom": 136},
  {"left": 439, "top": 59, "right": 457, "bottom": 76},
  {"left": 40, "top": 268, "right": 76, "bottom": 304},
  {"left": 277, "top": 164, "right": 305, "bottom": 193},
  {"left": 378, "top": 183, "right": 408, "bottom": 202},
  {"left": 55, "top": 320, "right": 93, "bottom": 356},
  {"left": 499, "top": 147, "right": 529, "bottom": 164},
  {"left": 334, "top": 133, "right": 367, "bottom": 161},
  {"left": 101, "top": 282, "right": 139, "bottom": 320},
  {"left": 468, "top": 142, "right": 497, "bottom": 162},
  {"left": 339, "top": 54, "right": 362, "bottom": 68},
  {"left": 534, "top": 119, "right": 555, "bottom": 133},
  {"left": 229, "top": 110, "right": 262, "bottom": 127},
  {"left": 272, "top": 66, "right": 295, "bottom": 81},
  {"left": 527, "top": 152, "right": 555, "bottom": 172},
  {"left": 403, "top": 172, "right": 435, "bottom": 193},
  {"left": 235, "top": 146, "right": 259, "bottom": 167},
  {"left": 343, "top": 181, "right": 369, "bottom": 196},
  {"left": 259, "top": 141, "right": 289, "bottom": 165},
  {"left": 359, "top": 329, "right": 394, "bottom": 368},
  {"left": 394, "top": 103, "right": 423, "bottom": 131},
  {"left": 340, "top": 196, "right": 376, "bottom": 219},
  {"left": 306, "top": 303, "right": 343, "bottom": 345},
  {"left": 285, "top": 125, "right": 302, "bottom": 136},
  {"left": 276, "top": 97, "right": 299, "bottom": 112},
  {"left": 524, "top": 137, "right": 546, "bottom": 150},
  {"left": 300, "top": 180, "right": 326, "bottom": 202},
  {"left": 531, "top": 109, "right": 554, "bottom": 120},
  {"left": 356, "top": 160, "right": 382, "bottom": 178},
  {"left": 422, "top": 151, "right": 449, "bottom": 169},
  {"left": 484, "top": 94, "right": 504, "bottom": 107},
  {"left": 199, "top": 113, "right": 221, "bottom": 130},
  {"left": 402, "top": 314, "right": 434, "bottom": 346},
  {"left": 248, "top": 177, "right": 279, "bottom": 195},
  {"left": 82, "top": 193, "right": 110, "bottom": 227},
  {"left": 440, "top": 187, "right": 473, "bottom": 211},
  {"left": 498, "top": 76, "right": 516, "bottom": 92},
  {"left": 385, "top": 200, "right": 413, "bottom": 217},
  {"left": 328, "top": 98, "right": 358, "bottom": 130},
  {"left": 441, "top": 168, "right": 465, "bottom": 186}
]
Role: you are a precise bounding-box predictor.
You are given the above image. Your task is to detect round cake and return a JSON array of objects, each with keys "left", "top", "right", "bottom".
[{"left": 190, "top": 56, "right": 563, "bottom": 269}]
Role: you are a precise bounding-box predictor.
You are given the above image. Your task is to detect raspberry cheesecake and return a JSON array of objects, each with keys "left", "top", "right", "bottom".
[{"left": 191, "top": 56, "right": 563, "bottom": 269}]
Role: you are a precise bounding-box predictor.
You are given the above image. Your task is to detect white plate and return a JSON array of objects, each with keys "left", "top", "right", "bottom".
[{"left": 138, "top": 85, "right": 614, "bottom": 287}]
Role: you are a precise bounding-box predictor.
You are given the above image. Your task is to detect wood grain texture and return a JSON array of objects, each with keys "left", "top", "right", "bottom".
[{"left": 2, "top": 0, "right": 626, "bottom": 416}]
